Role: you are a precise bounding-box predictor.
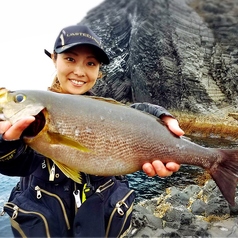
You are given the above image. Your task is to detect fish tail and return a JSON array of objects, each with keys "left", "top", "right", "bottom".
[{"left": 209, "top": 149, "right": 238, "bottom": 206}]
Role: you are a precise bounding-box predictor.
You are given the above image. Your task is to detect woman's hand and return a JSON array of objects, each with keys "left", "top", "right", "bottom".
[
  {"left": 142, "top": 116, "right": 184, "bottom": 177},
  {"left": 0, "top": 117, "right": 35, "bottom": 140}
]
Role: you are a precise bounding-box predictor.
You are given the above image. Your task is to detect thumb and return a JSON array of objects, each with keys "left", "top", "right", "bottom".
[
  {"left": 3, "top": 116, "right": 35, "bottom": 140},
  {"left": 167, "top": 119, "right": 185, "bottom": 136}
]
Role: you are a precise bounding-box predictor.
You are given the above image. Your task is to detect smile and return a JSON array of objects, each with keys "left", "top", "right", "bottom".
[{"left": 70, "top": 79, "right": 85, "bottom": 86}]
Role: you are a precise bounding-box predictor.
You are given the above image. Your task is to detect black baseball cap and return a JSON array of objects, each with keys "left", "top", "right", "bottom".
[{"left": 44, "top": 25, "right": 110, "bottom": 64}]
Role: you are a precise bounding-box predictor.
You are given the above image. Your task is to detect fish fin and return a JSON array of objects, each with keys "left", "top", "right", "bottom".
[
  {"left": 209, "top": 149, "right": 238, "bottom": 206},
  {"left": 47, "top": 131, "right": 91, "bottom": 152},
  {"left": 180, "top": 135, "right": 192, "bottom": 141},
  {"left": 86, "top": 95, "right": 125, "bottom": 105},
  {"left": 52, "top": 159, "right": 82, "bottom": 184}
]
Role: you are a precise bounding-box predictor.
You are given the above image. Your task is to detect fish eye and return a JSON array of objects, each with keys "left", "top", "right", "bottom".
[{"left": 14, "top": 94, "right": 26, "bottom": 103}]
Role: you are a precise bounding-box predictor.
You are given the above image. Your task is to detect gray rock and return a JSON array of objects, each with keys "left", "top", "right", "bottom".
[
  {"left": 80, "top": 0, "right": 238, "bottom": 115},
  {"left": 127, "top": 181, "right": 238, "bottom": 237},
  {"left": 183, "top": 184, "right": 202, "bottom": 198},
  {"left": 191, "top": 199, "right": 206, "bottom": 215},
  {"left": 205, "top": 198, "right": 230, "bottom": 216},
  {"left": 165, "top": 190, "right": 190, "bottom": 206}
]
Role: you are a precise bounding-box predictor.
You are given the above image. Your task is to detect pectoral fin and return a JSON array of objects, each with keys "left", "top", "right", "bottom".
[
  {"left": 47, "top": 131, "right": 92, "bottom": 152},
  {"left": 45, "top": 132, "right": 90, "bottom": 183},
  {"left": 52, "top": 159, "right": 82, "bottom": 184}
]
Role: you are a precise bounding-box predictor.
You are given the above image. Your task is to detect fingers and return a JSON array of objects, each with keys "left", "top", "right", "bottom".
[
  {"left": 161, "top": 116, "right": 185, "bottom": 137},
  {"left": 142, "top": 163, "right": 156, "bottom": 177},
  {"left": 0, "top": 121, "right": 12, "bottom": 134},
  {"left": 152, "top": 160, "right": 173, "bottom": 177},
  {"left": 167, "top": 120, "right": 184, "bottom": 136},
  {"left": 1, "top": 116, "right": 35, "bottom": 140},
  {"left": 165, "top": 162, "right": 180, "bottom": 172},
  {"left": 142, "top": 161, "right": 177, "bottom": 177}
]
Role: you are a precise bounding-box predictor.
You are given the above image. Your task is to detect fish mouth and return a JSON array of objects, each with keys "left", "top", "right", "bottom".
[{"left": 22, "top": 110, "right": 46, "bottom": 138}]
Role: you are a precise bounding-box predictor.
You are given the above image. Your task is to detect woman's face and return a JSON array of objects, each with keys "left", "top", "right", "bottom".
[{"left": 53, "top": 45, "right": 101, "bottom": 95}]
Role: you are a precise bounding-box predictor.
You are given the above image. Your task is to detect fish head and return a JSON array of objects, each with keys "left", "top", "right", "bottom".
[
  {"left": 0, "top": 87, "right": 47, "bottom": 139},
  {"left": 0, "top": 87, "right": 45, "bottom": 124}
]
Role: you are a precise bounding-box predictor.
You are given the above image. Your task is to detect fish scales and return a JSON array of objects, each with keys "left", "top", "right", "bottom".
[
  {"left": 1, "top": 87, "right": 238, "bottom": 206},
  {"left": 33, "top": 91, "right": 216, "bottom": 174}
]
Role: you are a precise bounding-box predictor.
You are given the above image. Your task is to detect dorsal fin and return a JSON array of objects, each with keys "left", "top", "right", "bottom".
[{"left": 85, "top": 95, "right": 126, "bottom": 106}]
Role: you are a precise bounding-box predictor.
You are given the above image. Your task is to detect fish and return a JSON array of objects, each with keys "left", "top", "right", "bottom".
[{"left": 1, "top": 87, "right": 238, "bottom": 206}]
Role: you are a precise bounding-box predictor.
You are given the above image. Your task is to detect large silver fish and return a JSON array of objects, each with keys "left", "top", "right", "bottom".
[{"left": 1, "top": 87, "right": 238, "bottom": 206}]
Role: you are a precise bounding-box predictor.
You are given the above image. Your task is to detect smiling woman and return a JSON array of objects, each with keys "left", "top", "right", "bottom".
[
  {"left": 0, "top": 22, "right": 185, "bottom": 236},
  {"left": 0, "top": 0, "right": 104, "bottom": 91}
]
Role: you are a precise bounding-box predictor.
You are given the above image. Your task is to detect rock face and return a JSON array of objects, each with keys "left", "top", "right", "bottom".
[
  {"left": 127, "top": 180, "right": 238, "bottom": 237},
  {"left": 80, "top": 0, "right": 238, "bottom": 115},
  {"left": 78, "top": 2, "right": 238, "bottom": 236}
]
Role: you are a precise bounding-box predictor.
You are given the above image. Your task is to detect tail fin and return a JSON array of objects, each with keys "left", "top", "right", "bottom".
[{"left": 210, "top": 149, "right": 238, "bottom": 206}]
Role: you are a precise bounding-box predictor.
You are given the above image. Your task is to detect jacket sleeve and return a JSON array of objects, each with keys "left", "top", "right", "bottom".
[
  {"left": 130, "top": 102, "right": 174, "bottom": 118},
  {"left": 0, "top": 134, "right": 41, "bottom": 176}
]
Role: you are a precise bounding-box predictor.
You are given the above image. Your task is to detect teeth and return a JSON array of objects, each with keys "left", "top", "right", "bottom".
[{"left": 71, "top": 80, "right": 84, "bottom": 86}]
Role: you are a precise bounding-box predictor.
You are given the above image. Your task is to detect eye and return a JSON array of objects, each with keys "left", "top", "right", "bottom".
[
  {"left": 87, "top": 61, "right": 96, "bottom": 66},
  {"left": 66, "top": 57, "right": 75, "bottom": 62},
  {"left": 14, "top": 94, "right": 26, "bottom": 103}
]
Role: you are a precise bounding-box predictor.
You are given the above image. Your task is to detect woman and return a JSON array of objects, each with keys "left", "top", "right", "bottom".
[{"left": 0, "top": 25, "right": 184, "bottom": 237}]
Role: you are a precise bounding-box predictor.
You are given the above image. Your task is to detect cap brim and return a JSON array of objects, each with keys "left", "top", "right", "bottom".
[{"left": 55, "top": 43, "right": 110, "bottom": 65}]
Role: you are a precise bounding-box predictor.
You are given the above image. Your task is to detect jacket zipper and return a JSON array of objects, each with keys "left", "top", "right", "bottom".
[
  {"left": 96, "top": 179, "right": 115, "bottom": 193},
  {"left": 35, "top": 185, "right": 70, "bottom": 229},
  {"left": 46, "top": 158, "right": 56, "bottom": 181},
  {"left": 105, "top": 189, "right": 135, "bottom": 238},
  {"left": 4, "top": 202, "right": 51, "bottom": 238}
]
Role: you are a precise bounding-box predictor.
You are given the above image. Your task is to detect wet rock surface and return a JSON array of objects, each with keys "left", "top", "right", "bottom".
[{"left": 127, "top": 180, "right": 238, "bottom": 237}]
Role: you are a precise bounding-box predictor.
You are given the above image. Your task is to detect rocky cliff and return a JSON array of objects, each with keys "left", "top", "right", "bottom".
[
  {"left": 78, "top": 2, "right": 238, "bottom": 237},
  {"left": 80, "top": 0, "right": 238, "bottom": 115}
]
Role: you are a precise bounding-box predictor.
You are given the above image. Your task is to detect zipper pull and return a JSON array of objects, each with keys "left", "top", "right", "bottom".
[
  {"left": 116, "top": 201, "right": 128, "bottom": 216},
  {"left": 35, "top": 186, "right": 42, "bottom": 199},
  {"left": 73, "top": 190, "right": 81, "bottom": 208},
  {"left": 12, "top": 205, "right": 19, "bottom": 219},
  {"left": 49, "top": 163, "right": 56, "bottom": 181}
]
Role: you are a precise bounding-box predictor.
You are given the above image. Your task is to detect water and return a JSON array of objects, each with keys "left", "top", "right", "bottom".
[
  {"left": 127, "top": 164, "right": 204, "bottom": 203},
  {"left": 0, "top": 175, "right": 19, "bottom": 237},
  {"left": 0, "top": 136, "right": 237, "bottom": 237}
]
